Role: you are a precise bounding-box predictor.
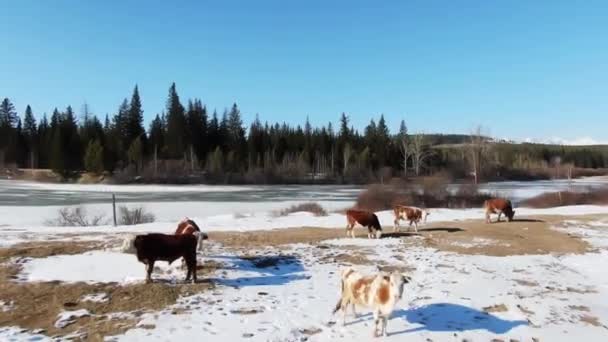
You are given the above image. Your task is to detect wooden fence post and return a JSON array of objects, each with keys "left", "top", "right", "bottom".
[{"left": 112, "top": 194, "right": 117, "bottom": 226}]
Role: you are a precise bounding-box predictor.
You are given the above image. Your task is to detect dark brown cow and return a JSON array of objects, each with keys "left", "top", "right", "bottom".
[
  {"left": 393, "top": 205, "right": 429, "bottom": 233},
  {"left": 124, "top": 233, "right": 198, "bottom": 283},
  {"left": 484, "top": 198, "right": 515, "bottom": 223},
  {"left": 346, "top": 209, "right": 382, "bottom": 239},
  {"left": 174, "top": 217, "right": 208, "bottom": 251}
]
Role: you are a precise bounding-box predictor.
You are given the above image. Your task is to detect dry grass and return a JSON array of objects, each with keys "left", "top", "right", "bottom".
[
  {"left": 273, "top": 202, "right": 328, "bottom": 217},
  {"left": 521, "top": 188, "right": 608, "bottom": 208}
]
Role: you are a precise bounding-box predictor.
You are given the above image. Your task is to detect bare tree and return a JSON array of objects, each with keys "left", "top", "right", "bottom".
[
  {"left": 397, "top": 120, "right": 410, "bottom": 177},
  {"left": 410, "top": 133, "right": 433, "bottom": 176},
  {"left": 467, "top": 125, "right": 491, "bottom": 184}
]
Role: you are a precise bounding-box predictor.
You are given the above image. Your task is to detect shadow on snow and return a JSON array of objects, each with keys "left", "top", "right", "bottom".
[
  {"left": 391, "top": 302, "right": 527, "bottom": 335},
  {"left": 206, "top": 254, "right": 309, "bottom": 288}
]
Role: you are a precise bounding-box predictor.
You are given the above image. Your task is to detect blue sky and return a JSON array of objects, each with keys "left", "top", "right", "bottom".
[{"left": 1, "top": 1, "right": 606, "bottom": 142}]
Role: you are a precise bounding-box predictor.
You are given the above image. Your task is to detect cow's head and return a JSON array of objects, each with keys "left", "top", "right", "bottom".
[
  {"left": 390, "top": 272, "right": 412, "bottom": 299},
  {"left": 120, "top": 235, "right": 137, "bottom": 254},
  {"left": 506, "top": 209, "right": 515, "bottom": 222},
  {"left": 193, "top": 231, "right": 209, "bottom": 251}
]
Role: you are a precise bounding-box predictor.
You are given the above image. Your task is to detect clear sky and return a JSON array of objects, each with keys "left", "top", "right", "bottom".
[{"left": 1, "top": 1, "right": 607, "bottom": 143}]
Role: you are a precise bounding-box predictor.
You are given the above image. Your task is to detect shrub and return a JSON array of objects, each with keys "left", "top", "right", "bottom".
[
  {"left": 274, "top": 202, "right": 328, "bottom": 217},
  {"left": 118, "top": 206, "right": 155, "bottom": 225},
  {"left": 46, "top": 206, "right": 107, "bottom": 226},
  {"left": 521, "top": 188, "right": 608, "bottom": 208},
  {"left": 354, "top": 181, "right": 492, "bottom": 211}
]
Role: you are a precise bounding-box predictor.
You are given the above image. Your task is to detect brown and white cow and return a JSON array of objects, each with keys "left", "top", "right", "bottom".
[
  {"left": 484, "top": 198, "right": 515, "bottom": 223},
  {"left": 333, "top": 267, "right": 411, "bottom": 337},
  {"left": 393, "top": 205, "right": 429, "bottom": 233},
  {"left": 175, "top": 217, "right": 208, "bottom": 251},
  {"left": 346, "top": 209, "right": 382, "bottom": 239},
  {"left": 122, "top": 233, "right": 200, "bottom": 283}
]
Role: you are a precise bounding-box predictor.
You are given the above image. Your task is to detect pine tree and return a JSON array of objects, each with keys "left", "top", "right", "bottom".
[
  {"left": 127, "top": 137, "right": 143, "bottom": 174},
  {"left": 127, "top": 85, "right": 146, "bottom": 149},
  {"left": 63, "top": 106, "right": 83, "bottom": 171},
  {"left": 84, "top": 140, "right": 104, "bottom": 174},
  {"left": 227, "top": 103, "right": 246, "bottom": 168},
  {"left": 22, "top": 105, "right": 38, "bottom": 168},
  {"left": 0, "top": 98, "right": 18, "bottom": 164},
  {"left": 208, "top": 110, "right": 220, "bottom": 151},
  {"left": 38, "top": 114, "right": 50, "bottom": 168},
  {"left": 376, "top": 114, "right": 390, "bottom": 167},
  {"left": 165, "top": 82, "right": 186, "bottom": 158},
  {"left": 186, "top": 99, "right": 208, "bottom": 165}
]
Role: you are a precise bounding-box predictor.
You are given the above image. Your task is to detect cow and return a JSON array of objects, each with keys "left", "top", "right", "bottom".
[
  {"left": 332, "top": 267, "right": 411, "bottom": 337},
  {"left": 393, "top": 205, "right": 429, "bottom": 233},
  {"left": 174, "top": 217, "right": 208, "bottom": 252},
  {"left": 484, "top": 198, "right": 515, "bottom": 223},
  {"left": 121, "top": 233, "right": 200, "bottom": 283},
  {"left": 346, "top": 209, "right": 382, "bottom": 239}
]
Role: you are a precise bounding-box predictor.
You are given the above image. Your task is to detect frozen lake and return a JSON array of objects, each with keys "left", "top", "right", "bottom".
[{"left": 0, "top": 178, "right": 607, "bottom": 207}]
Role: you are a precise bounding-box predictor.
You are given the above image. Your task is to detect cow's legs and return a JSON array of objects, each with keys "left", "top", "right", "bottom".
[
  {"left": 346, "top": 223, "right": 354, "bottom": 238},
  {"left": 341, "top": 298, "right": 350, "bottom": 326},
  {"left": 146, "top": 260, "right": 155, "bottom": 283},
  {"left": 373, "top": 310, "right": 381, "bottom": 337},
  {"left": 351, "top": 303, "right": 357, "bottom": 318},
  {"left": 497, "top": 211, "right": 502, "bottom": 222},
  {"left": 185, "top": 253, "right": 197, "bottom": 283},
  {"left": 485, "top": 211, "right": 491, "bottom": 224},
  {"left": 393, "top": 218, "right": 400, "bottom": 232},
  {"left": 381, "top": 316, "right": 388, "bottom": 337}
]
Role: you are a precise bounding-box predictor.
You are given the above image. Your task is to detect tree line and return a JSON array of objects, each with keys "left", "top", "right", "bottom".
[{"left": 1, "top": 83, "right": 607, "bottom": 183}]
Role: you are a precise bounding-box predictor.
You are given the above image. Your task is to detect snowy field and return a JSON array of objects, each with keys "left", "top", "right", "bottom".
[
  {"left": 1, "top": 179, "right": 608, "bottom": 341},
  {"left": 0, "top": 207, "right": 607, "bottom": 340}
]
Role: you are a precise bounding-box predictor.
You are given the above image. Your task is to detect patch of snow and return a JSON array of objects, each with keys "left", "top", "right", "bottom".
[
  {"left": 0, "top": 300, "right": 13, "bottom": 312},
  {"left": 0, "top": 327, "right": 51, "bottom": 342},
  {"left": 450, "top": 237, "right": 500, "bottom": 248},
  {"left": 54, "top": 309, "right": 90, "bottom": 329},
  {"left": 19, "top": 251, "right": 152, "bottom": 284},
  {"left": 81, "top": 293, "right": 109, "bottom": 303}
]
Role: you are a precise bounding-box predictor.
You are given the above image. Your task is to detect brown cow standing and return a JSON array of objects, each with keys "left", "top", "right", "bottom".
[
  {"left": 346, "top": 209, "right": 382, "bottom": 239},
  {"left": 123, "top": 233, "right": 199, "bottom": 283},
  {"left": 393, "top": 205, "right": 429, "bottom": 233},
  {"left": 484, "top": 198, "right": 515, "bottom": 223}
]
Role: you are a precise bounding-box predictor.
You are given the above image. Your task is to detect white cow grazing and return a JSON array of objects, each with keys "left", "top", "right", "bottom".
[{"left": 332, "top": 267, "right": 411, "bottom": 337}]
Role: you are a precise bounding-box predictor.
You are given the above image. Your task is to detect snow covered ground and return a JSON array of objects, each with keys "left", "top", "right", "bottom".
[{"left": 1, "top": 212, "right": 607, "bottom": 341}]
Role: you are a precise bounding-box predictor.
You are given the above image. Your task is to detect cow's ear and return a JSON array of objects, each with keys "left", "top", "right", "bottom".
[{"left": 401, "top": 274, "right": 411, "bottom": 283}]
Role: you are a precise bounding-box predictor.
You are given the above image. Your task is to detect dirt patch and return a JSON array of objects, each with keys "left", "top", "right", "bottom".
[
  {"left": 210, "top": 214, "right": 599, "bottom": 257},
  {"left": 230, "top": 307, "right": 265, "bottom": 315},
  {"left": 417, "top": 215, "right": 591, "bottom": 256},
  {"left": 514, "top": 279, "right": 539, "bottom": 287},
  {"left": 580, "top": 315, "right": 602, "bottom": 327},
  {"left": 483, "top": 304, "right": 508, "bottom": 313},
  {"left": 211, "top": 227, "right": 346, "bottom": 248},
  {"left": 569, "top": 305, "right": 590, "bottom": 312},
  {"left": 0, "top": 241, "right": 216, "bottom": 340},
  {"left": 320, "top": 252, "right": 371, "bottom": 265}
]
